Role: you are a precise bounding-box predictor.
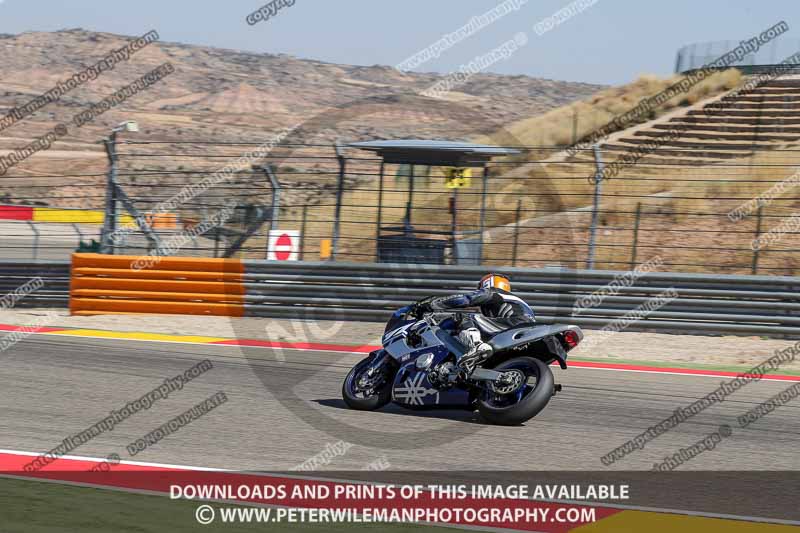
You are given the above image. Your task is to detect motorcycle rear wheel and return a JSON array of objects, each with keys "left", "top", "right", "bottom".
[
  {"left": 342, "top": 356, "right": 393, "bottom": 411},
  {"left": 477, "top": 357, "right": 554, "bottom": 426}
]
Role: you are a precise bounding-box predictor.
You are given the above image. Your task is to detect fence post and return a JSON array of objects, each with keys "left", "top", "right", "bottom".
[
  {"left": 404, "top": 164, "right": 415, "bottom": 228},
  {"left": 630, "top": 202, "right": 642, "bottom": 269},
  {"left": 571, "top": 109, "right": 579, "bottom": 144},
  {"left": 100, "top": 132, "right": 119, "bottom": 254},
  {"left": 587, "top": 145, "right": 605, "bottom": 269},
  {"left": 511, "top": 200, "right": 521, "bottom": 267},
  {"left": 450, "top": 188, "right": 458, "bottom": 261},
  {"left": 300, "top": 203, "right": 308, "bottom": 261},
  {"left": 72, "top": 223, "right": 84, "bottom": 250},
  {"left": 331, "top": 142, "right": 346, "bottom": 261},
  {"left": 747, "top": 96, "right": 766, "bottom": 274},
  {"left": 572, "top": 109, "right": 578, "bottom": 146},
  {"left": 477, "top": 165, "right": 490, "bottom": 265},
  {"left": 375, "top": 161, "right": 384, "bottom": 262},
  {"left": 751, "top": 204, "right": 764, "bottom": 275},
  {"left": 262, "top": 165, "right": 281, "bottom": 260},
  {"left": 265, "top": 165, "right": 281, "bottom": 231}
]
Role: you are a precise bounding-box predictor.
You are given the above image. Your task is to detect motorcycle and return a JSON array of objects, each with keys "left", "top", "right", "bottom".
[{"left": 342, "top": 306, "right": 583, "bottom": 425}]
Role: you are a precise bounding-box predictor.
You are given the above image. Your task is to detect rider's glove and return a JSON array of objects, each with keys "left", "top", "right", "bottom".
[{"left": 409, "top": 300, "right": 432, "bottom": 318}]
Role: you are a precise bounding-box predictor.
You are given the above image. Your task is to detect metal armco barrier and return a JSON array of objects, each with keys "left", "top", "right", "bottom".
[
  {"left": 0, "top": 261, "right": 70, "bottom": 307},
  {"left": 65, "top": 254, "right": 800, "bottom": 338}
]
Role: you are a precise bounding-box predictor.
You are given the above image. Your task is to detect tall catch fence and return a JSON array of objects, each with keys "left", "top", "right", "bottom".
[
  {"left": 3, "top": 140, "right": 800, "bottom": 275},
  {"left": 675, "top": 38, "right": 800, "bottom": 74}
]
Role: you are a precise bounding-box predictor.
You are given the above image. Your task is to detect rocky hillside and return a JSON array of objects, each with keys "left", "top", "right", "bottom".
[{"left": 0, "top": 29, "right": 604, "bottom": 202}]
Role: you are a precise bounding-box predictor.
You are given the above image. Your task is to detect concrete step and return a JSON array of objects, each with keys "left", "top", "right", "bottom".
[
  {"left": 656, "top": 122, "right": 800, "bottom": 133},
  {"left": 760, "top": 80, "right": 800, "bottom": 88},
  {"left": 635, "top": 129, "right": 800, "bottom": 142},
  {"left": 739, "top": 88, "right": 800, "bottom": 95},
  {"left": 568, "top": 153, "right": 721, "bottom": 167},
  {"left": 629, "top": 157, "right": 727, "bottom": 166},
  {"left": 603, "top": 139, "right": 753, "bottom": 159},
  {"left": 733, "top": 95, "right": 800, "bottom": 103},
  {"left": 701, "top": 102, "right": 800, "bottom": 110},
  {"left": 590, "top": 150, "right": 739, "bottom": 166},
  {"left": 614, "top": 138, "right": 783, "bottom": 151},
  {"left": 669, "top": 115, "right": 800, "bottom": 125},
  {"left": 603, "top": 143, "right": 752, "bottom": 159},
  {"left": 687, "top": 109, "right": 800, "bottom": 118}
]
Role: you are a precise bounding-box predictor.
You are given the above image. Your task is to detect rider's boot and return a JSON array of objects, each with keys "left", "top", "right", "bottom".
[{"left": 456, "top": 328, "right": 493, "bottom": 378}]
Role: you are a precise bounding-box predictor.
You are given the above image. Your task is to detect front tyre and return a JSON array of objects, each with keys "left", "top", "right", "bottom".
[
  {"left": 477, "top": 357, "right": 554, "bottom": 426},
  {"left": 342, "top": 355, "right": 393, "bottom": 411}
]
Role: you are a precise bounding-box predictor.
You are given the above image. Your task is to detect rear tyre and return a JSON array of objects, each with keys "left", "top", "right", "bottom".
[
  {"left": 342, "top": 355, "right": 393, "bottom": 411},
  {"left": 477, "top": 357, "right": 554, "bottom": 426}
]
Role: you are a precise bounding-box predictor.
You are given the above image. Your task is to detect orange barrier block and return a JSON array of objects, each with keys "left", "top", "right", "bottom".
[
  {"left": 71, "top": 289, "right": 246, "bottom": 304},
  {"left": 70, "top": 298, "right": 245, "bottom": 317},
  {"left": 72, "top": 253, "right": 245, "bottom": 273},
  {"left": 69, "top": 254, "right": 247, "bottom": 317},
  {"left": 71, "top": 277, "right": 247, "bottom": 295},
  {"left": 71, "top": 267, "right": 246, "bottom": 282}
]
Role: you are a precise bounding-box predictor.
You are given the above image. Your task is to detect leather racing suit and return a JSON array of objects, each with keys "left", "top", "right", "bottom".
[{"left": 413, "top": 288, "right": 536, "bottom": 375}]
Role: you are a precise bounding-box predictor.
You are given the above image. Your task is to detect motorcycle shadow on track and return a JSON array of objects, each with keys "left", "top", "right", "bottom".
[{"left": 314, "top": 399, "right": 488, "bottom": 425}]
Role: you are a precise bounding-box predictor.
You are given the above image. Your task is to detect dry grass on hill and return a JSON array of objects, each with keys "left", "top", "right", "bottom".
[{"left": 490, "top": 69, "right": 742, "bottom": 153}]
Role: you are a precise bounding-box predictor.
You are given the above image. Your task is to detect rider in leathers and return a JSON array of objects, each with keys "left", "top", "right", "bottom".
[{"left": 410, "top": 274, "right": 535, "bottom": 376}]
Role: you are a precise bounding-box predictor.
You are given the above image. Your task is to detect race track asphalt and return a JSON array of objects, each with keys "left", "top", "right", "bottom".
[
  {"left": 2, "top": 334, "right": 798, "bottom": 473},
  {"left": 4, "top": 334, "right": 800, "bottom": 520}
]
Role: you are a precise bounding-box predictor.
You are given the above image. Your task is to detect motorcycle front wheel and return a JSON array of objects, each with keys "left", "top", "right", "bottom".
[
  {"left": 477, "top": 356, "right": 554, "bottom": 426},
  {"left": 342, "top": 355, "right": 393, "bottom": 411}
]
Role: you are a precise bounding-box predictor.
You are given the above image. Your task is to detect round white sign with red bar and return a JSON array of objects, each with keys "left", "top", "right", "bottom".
[{"left": 267, "top": 230, "right": 300, "bottom": 261}]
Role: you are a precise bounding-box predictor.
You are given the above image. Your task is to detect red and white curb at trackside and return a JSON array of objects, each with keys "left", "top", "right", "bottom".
[
  {"left": 0, "top": 449, "right": 617, "bottom": 532},
  {"left": 1, "top": 323, "right": 799, "bottom": 383}
]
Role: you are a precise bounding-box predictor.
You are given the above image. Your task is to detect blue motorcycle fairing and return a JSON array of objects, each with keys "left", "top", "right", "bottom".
[
  {"left": 390, "top": 345, "right": 469, "bottom": 408},
  {"left": 382, "top": 309, "right": 417, "bottom": 346}
]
